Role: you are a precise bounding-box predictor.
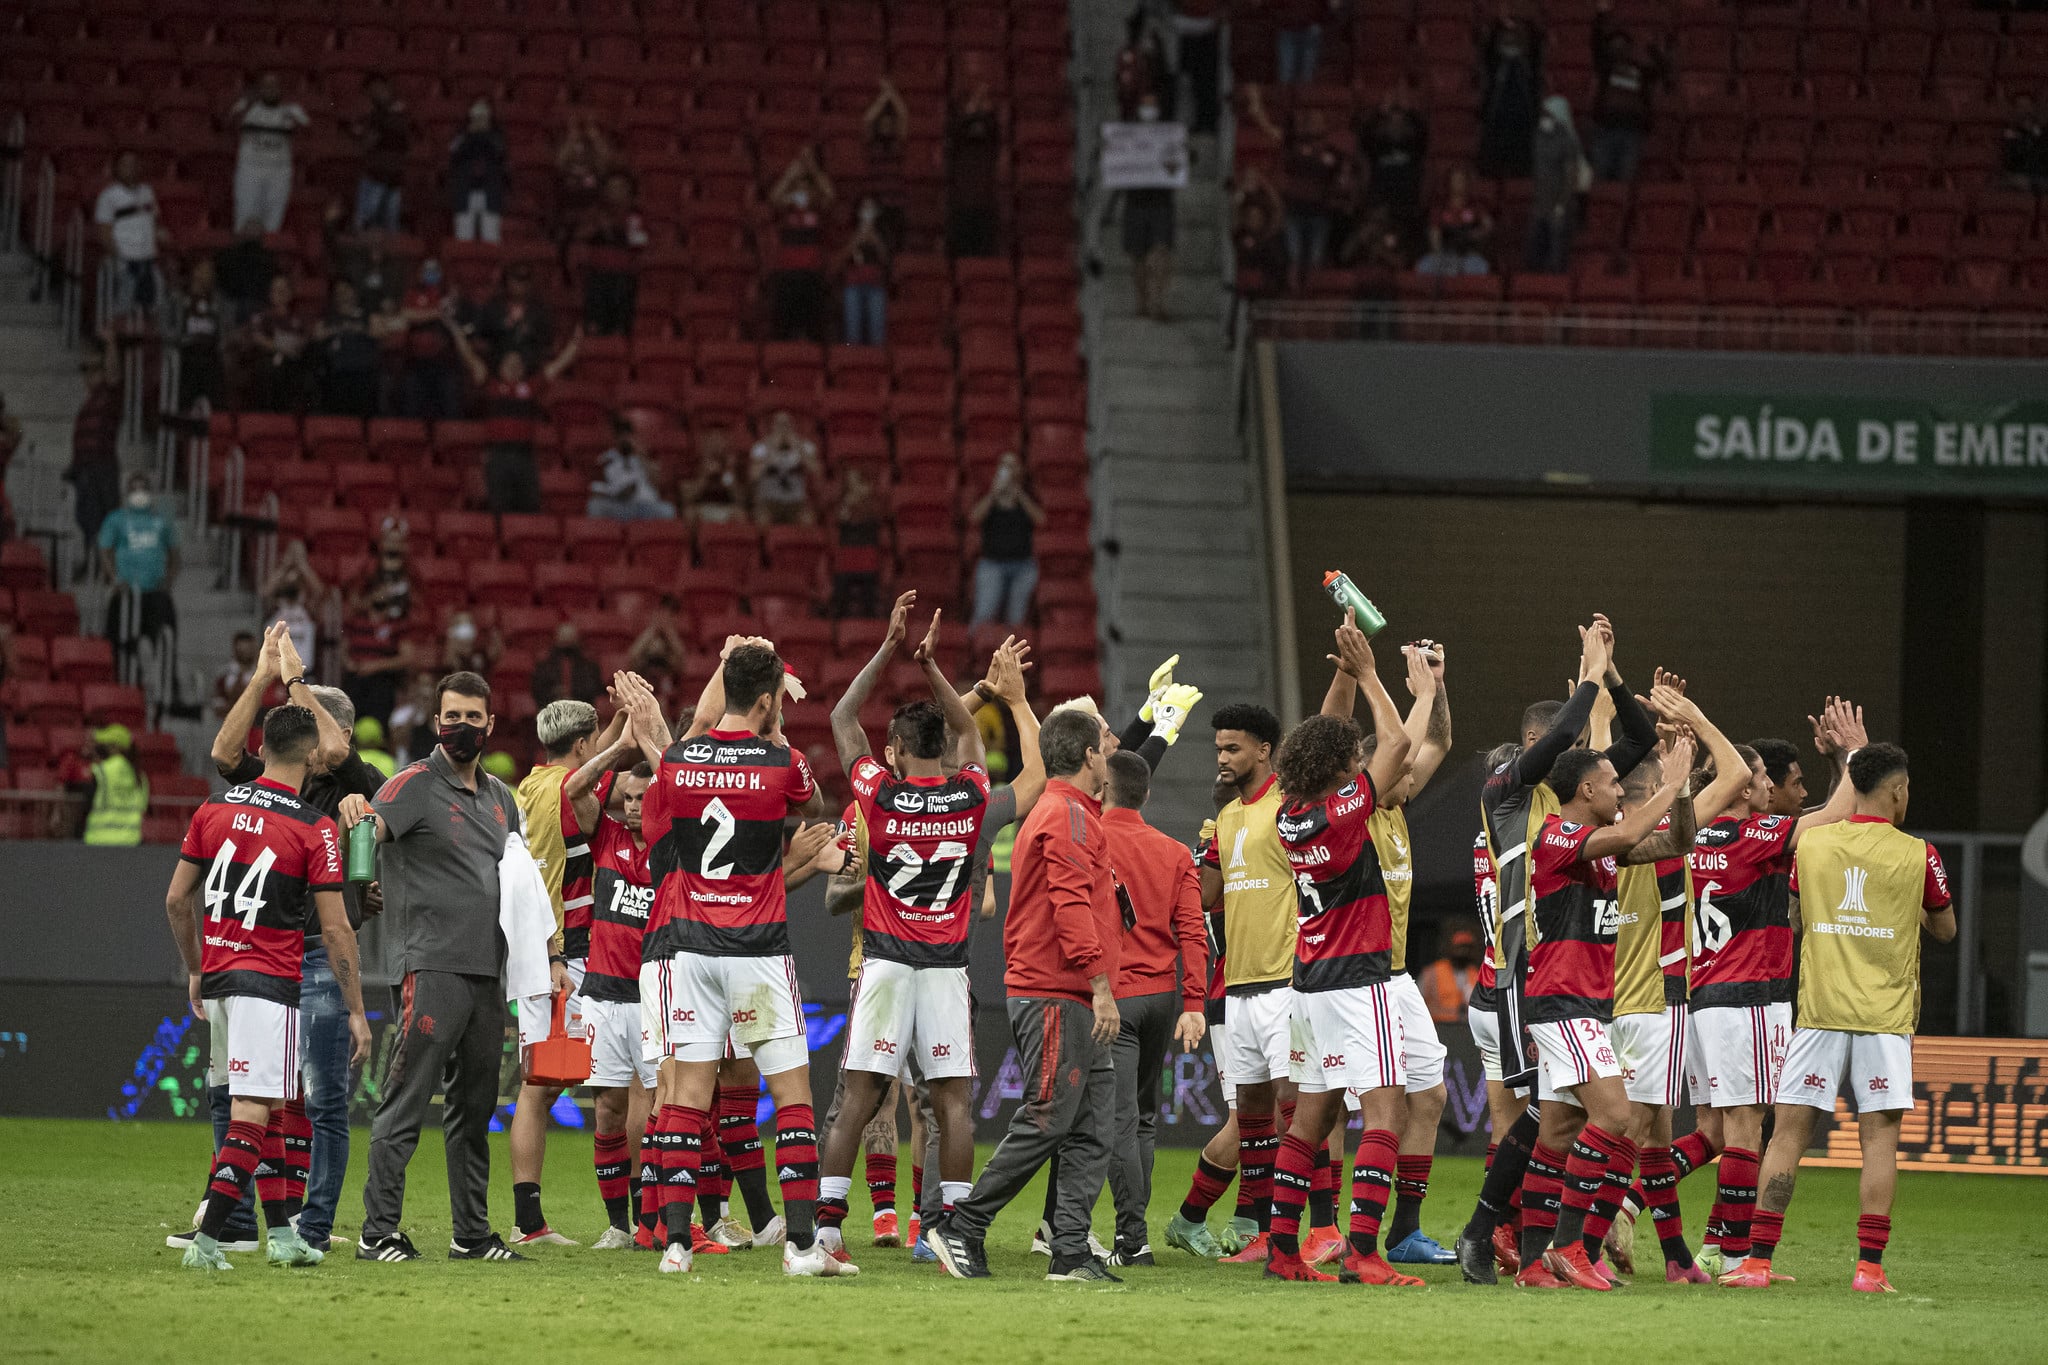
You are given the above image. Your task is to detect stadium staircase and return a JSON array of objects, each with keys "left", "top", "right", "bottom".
[{"left": 1072, "top": 0, "right": 1279, "bottom": 837}]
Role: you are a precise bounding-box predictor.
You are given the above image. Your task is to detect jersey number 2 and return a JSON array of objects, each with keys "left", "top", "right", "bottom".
[
  {"left": 699, "top": 798, "right": 736, "bottom": 879},
  {"left": 203, "top": 839, "right": 277, "bottom": 931}
]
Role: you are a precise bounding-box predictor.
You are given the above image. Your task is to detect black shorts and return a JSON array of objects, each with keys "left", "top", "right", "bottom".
[{"left": 1122, "top": 190, "right": 1177, "bottom": 257}]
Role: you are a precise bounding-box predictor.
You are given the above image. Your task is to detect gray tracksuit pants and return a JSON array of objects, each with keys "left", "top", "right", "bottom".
[{"left": 1107, "top": 990, "right": 1178, "bottom": 1250}]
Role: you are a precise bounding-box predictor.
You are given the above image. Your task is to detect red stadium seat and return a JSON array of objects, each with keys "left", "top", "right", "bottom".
[
  {"left": 48, "top": 636, "right": 113, "bottom": 683},
  {"left": 80, "top": 683, "right": 148, "bottom": 727},
  {"left": 466, "top": 560, "right": 533, "bottom": 608}
]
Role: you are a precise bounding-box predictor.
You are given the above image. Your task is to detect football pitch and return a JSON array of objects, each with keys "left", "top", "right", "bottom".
[{"left": 4, "top": 1119, "right": 2043, "bottom": 1363}]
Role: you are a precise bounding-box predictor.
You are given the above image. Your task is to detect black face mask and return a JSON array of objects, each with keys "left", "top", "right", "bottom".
[{"left": 438, "top": 722, "right": 488, "bottom": 764}]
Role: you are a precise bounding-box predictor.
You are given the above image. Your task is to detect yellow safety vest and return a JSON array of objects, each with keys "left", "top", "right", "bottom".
[{"left": 84, "top": 756, "right": 148, "bottom": 846}]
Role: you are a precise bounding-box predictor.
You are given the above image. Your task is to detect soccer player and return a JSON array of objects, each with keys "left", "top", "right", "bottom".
[
  {"left": 508, "top": 697, "right": 623, "bottom": 1246},
  {"left": 1262, "top": 623, "right": 1413, "bottom": 1285},
  {"left": 1468, "top": 749, "right": 1520, "bottom": 1167},
  {"left": 1454, "top": 618, "right": 1660, "bottom": 1284},
  {"left": 618, "top": 641, "right": 842, "bottom": 1277},
  {"left": 1166, "top": 701, "right": 1295, "bottom": 1262},
  {"left": 164, "top": 704, "right": 371, "bottom": 1271},
  {"left": 1320, "top": 638, "right": 1455, "bottom": 1265},
  {"left": 1517, "top": 734, "right": 1694, "bottom": 1290},
  {"left": 813, "top": 595, "right": 991, "bottom": 1270},
  {"left": 1684, "top": 698, "right": 1861, "bottom": 1285},
  {"left": 1741, "top": 745, "right": 1948, "bottom": 1293}
]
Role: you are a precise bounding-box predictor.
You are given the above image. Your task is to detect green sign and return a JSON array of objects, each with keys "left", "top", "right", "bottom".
[{"left": 1650, "top": 395, "right": 2048, "bottom": 495}]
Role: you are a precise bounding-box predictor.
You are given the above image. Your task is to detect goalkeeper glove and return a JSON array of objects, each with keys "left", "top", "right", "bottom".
[
  {"left": 1149, "top": 683, "right": 1204, "bottom": 746},
  {"left": 1138, "top": 655, "right": 1180, "bottom": 716}
]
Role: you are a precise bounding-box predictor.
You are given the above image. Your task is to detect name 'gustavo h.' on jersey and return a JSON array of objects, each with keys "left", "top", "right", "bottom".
[{"left": 851, "top": 754, "right": 991, "bottom": 968}]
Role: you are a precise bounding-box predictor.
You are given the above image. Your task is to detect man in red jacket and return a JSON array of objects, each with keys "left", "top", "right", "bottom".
[
  {"left": 929, "top": 708, "right": 1123, "bottom": 1284},
  {"left": 1099, "top": 751, "right": 1208, "bottom": 1267}
]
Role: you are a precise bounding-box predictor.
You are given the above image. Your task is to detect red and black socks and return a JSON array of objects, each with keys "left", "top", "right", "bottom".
[
  {"left": 1750, "top": 1207, "right": 1784, "bottom": 1263},
  {"left": 636, "top": 1109, "right": 661, "bottom": 1236},
  {"left": 1581, "top": 1130, "right": 1639, "bottom": 1257},
  {"left": 594, "top": 1130, "right": 631, "bottom": 1230},
  {"left": 1308, "top": 1140, "right": 1337, "bottom": 1229},
  {"left": 1347, "top": 1128, "right": 1398, "bottom": 1258},
  {"left": 1467, "top": 1106, "right": 1537, "bottom": 1242},
  {"left": 1385, "top": 1154, "right": 1432, "bottom": 1247},
  {"left": 1267, "top": 1132, "right": 1316, "bottom": 1257},
  {"left": 1554, "top": 1126, "right": 1631, "bottom": 1254},
  {"left": 866, "top": 1152, "right": 897, "bottom": 1214},
  {"left": 718, "top": 1086, "right": 775, "bottom": 1230},
  {"left": 775, "top": 1103, "right": 821, "bottom": 1248},
  {"left": 1181, "top": 1155, "right": 1235, "bottom": 1223},
  {"left": 1716, "top": 1146, "right": 1761, "bottom": 1260},
  {"left": 1237, "top": 1109, "right": 1278, "bottom": 1231},
  {"left": 1640, "top": 1145, "right": 1693, "bottom": 1267},
  {"left": 256, "top": 1110, "right": 291, "bottom": 1231},
  {"left": 697, "top": 1113, "right": 729, "bottom": 1229},
  {"left": 279, "top": 1098, "right": 310, "bottom": 1220},
  {"left": 657, "top": 1104, "right": 704, "bottom": 1246},
  {"left": 1856, "top": 1214, "right": 1890, "bottom": 1267},
  {"left": 1520, "top": 1143, "right": 1567, "bottom": 1269},
  {"left": 199, "top": 1119, "right": 265, "bottom": 1241}
]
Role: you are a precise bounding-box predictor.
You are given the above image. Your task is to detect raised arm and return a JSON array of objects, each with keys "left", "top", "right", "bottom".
[
  {"left": 1519, "top": 618, "right": 1612, "bottom": 784},
  {"left": 912, "top": 608, "right": 984, "bottom": 772},
  {"left": 782, "top": 820, "right": 841, "bottom": 890},
  {"left": 1619, "top": 788, "right": 1697, "bottom": 865},
  {"left": 1585, "top": 736, "right": 1693, "bottom": 862},
  {"left": 1398, "top": 642, "right": 1452, "bottom": 801},
  {"left": 1791, "top": 697, "right": 1867, "bottom": 847},
  {"left": 613, "top": 671, "right": 672, "bottom": 768},
  {"left": 211, "top": 622, "right": 283, "bottom": 776},
  {"left": 989, "top": 642, "right": 1047, "bottom": 818},
  {"left": 1329, "top": 624, "right": 1412, "bottom": 797},
  {"left": 1651, "top": 677, "right": 1748, "bottom": 826},
  {"left": 541, "top": 325, "right": 582, "bottom": 382},
  {"left": 832, "top": 590, "right": 913, "bottom": 776},
  {"left": 444, "top": 314, "right": 489, "bottom": 384},
  {"left": 566, "top": 709, "right": 632, "bottom": 834},
  {"left": 275, "top": 625, "right": 347, "bottom": 771}
]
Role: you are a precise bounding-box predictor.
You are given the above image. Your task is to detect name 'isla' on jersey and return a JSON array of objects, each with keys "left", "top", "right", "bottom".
[{"left": 179, "top": 778, "right": 345, "bottom": 1006}]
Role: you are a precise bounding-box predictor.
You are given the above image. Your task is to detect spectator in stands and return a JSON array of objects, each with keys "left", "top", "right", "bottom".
[
  {"left": 1418, "top": 169, "right": 1494, "bottom": 276},
  {"left": 766, "top": 152, "right": 833, "bottom": 342},
  {"left": 387, "top": 667, "right": 438, "bottom": 762},
  {"left": 1589, "top": 0, "right": 1668, "bottom": 183},
  {"left": 2004, "top": 92, "right": 2047, "bottom": 194},
  {"left": 65, "top": 723, "right": 148, "bottom": 846},
  {"left": 472, "top": 264, "right": 554, "bottom": 371},
  {"left": 1526, "top": 96, "right": 1587, "bottom": 274},
  {"left": 579, "top": 171, "right": 647, "bottom": 337},
  {"left": 99, "top": 471, "right": 181, "bottom": 673},
  {"left": 553, "top": 114, "right": 614, "bottom": 248},
  {"left": 1122, "top": 97, "right": 1180, "bottom": 321},
  {"left": 260, "top": 538, "right": 323, "bottom": 672},
  {"left": 628, "top": 598, "right": 687, "bottom": 705},
  {"left": 946, "top": 84, "right": 1003, "bottom": 257},
  {"left": 322, "top": 205, "right": 399, "bottom": 312},
  {"left": 342, "top": 525, "right": 415, "bottom": 725},
  {"left": 215, "top": 219, "right": 278, "bottom": 325},
  {"left": 1117, "top": 11, "right": 1175, "bottom": 120},
  {"left": 1271, "top": 0, "right": 1330, "bottom": 85},
  {"left": 1418, "top": 928, "right": 1482, "bottom": 1024},
  {"left": 1231, "top": 173, "right": 1290, "bottom": 299},
  {"left": 354, "top": 716, "right": 396, "bottom": 779},
  {"left": 1356, "top": 80, "right": 1430, "bottom": 235},
  {"left": 213, "top": 631, "right": 262, "bottom": 721},
  {"left": 449, "top": 100, "right": 511, "bottom": 244},
  {"left": 1340, "top": 210, "right": 1410, "bottom": 334},
  {"left": 95, "top": 151, "right": 168, "bottom": 323},
  {"left": 167, "top": 257, "right": 227, "bottom": 413},
  {"left": 350, "top": 73, "right": 412, "bottom": 233},
  {"left": 1281, "top": 109, "right": 1346, "bottom": 290},
  {"left": 314, "top": 278, "right": 382, "bottom": 417},
  {"left": 391, "top": 261, "right": 464, "bottom": 421},
  {"left": 239, "top": 274, "right": 316, "bottom": 413},
  {"left": 450, "top": 322, "right": 582, "bottom": 514},
  {"left": 861, "top": 80, "right": 911, "bottom": 251},
  {"left": 1174, "top": 0, "right": 1224, "bottom": 136},
  {"left": 829, "top": 467, "right": 884, "bottom": 619},
  {"left": 968, "top": 452, "right": 1045, "bottom": 628},
  {"left": 839, "top": 199, "right": 891, "bottom": 346},
  {"left": 440, "top": 608, "right": 500, "bottom": 676},
  {"left": 228, "top": 71, "right": 309, "bottom": 235},
  {"left": 750, "top": 410, "right": 824, "bottom": 526},
  {"left": 683, "top": 427, "right": 751, "bottom": 524},
  {"left": 531, "top": 622, "right": 603, "bottom": 708},
  {"left": 587, "top": 416, "right": 675, "bottom": 520},
  {"left": 65, "top": 345, "right": 123, "bottom": 561},
  {"left": 1478, "top": 6, "right": 1544, "bottom": 180}
]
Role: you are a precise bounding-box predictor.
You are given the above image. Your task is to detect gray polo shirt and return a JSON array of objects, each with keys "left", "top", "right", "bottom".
[{"left": 372, "top": 745, "right": 523, "bottom": 978}]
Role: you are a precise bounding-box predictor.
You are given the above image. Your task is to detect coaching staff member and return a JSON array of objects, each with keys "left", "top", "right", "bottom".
[
  {"left": 342, "top": 671, "right": 547, "bottom": 1263},
  {"left": 929, "top": 707, "right": 1124, "bottom": 1284}
]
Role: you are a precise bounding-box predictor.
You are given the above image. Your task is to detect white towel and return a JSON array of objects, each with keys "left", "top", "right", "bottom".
[{"left": 498, "top": 831, "right": 559, "bottom": 1045}]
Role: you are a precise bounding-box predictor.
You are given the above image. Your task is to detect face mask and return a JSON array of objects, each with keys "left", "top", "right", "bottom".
[
  {"left": 450, "top": 620, "right": 477, "bottom": 645},
  {"left": 791, "top": 190, "right": 810, "bottom": 209},
  {"left": 420, "top": 264, "right": 442, "bottom": 287},
  {"left": 1139, "top": 105, "right": 1160, "bottom": 122},
  {"left": 438, "top": 721, "right": 487, "bottom": 764},
  {"left": 127, "top": 490, "right": 151, "bottom": 510}
]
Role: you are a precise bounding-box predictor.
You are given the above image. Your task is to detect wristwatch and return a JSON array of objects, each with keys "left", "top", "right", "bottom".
[
  {"left": 282, "top": 675, "right": 308, "bottom": 691},
  {"left": 973, "top": 680, "right": 995, "bottom": 702}
]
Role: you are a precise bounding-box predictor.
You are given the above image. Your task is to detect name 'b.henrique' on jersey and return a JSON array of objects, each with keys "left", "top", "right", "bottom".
[
  {"left": 643, "top": 728, "right": 818, "bottom": 959},
  {"left": 180, "top": 778, "right": 346, "bottom": 1006},
  {"left": 849, "top": 753, "right": 991, "bottom": 967},
  {"left": 1277, "top": 776, "right": 1391, "bottom": 993}
]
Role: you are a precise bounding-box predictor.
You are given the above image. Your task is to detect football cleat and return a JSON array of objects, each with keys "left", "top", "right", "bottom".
[
  {"left": 1031, "top": 1219, "right": 1053, "bottom": 1256},
  {"left": 1454, "top": 1231, "right": 1499, "bottom": 1285},
  {"left": 751, "top": 1215, "right": 787, "bottom": 1250},
  {"left": 265, "top": 1228, "right": 325, "bottom": 1267},
  {"left": 1339, "top": 1250, "right": 1426, "bottom": 1286},
  {"left": 1717, "top": 1257, "right": 1773, "bottom": 1289},
  {"left": 590, "top": 1226, "right": 635, "bottom": 1251},
  {"left": 1541, "top": 1244, "right": 1614, "bottom": 1291},
  {"left": 1695, "top": 1243, "right": 1726, "bottom": 1277},
  {"left": 181, "top": 1239, "right": 234, "bottom": 1272},
  {"left": 1263, "top": 1249, "right": 1337, "bottom": 1282},
  {"left": 690, "top": 1224, "right": 731, "bottom": 1255},
  {"left": 1385, "top": 1230, "right": 1457, "bottom": 1265},
  {"left": 911, "top": 1233, "right": 938, "bottom": 1264},
  {"left": 785, "top": 1238, "right": 859, "bottom": 1277},
  {"left": 1666, "top": 1259, "right": 1712, "bottom": 1284},
  {"left": 356, "top": 1232, "right": 420, "bottom": 1262},
  {"left": 1220, "top": 1231, "right": 1271, "bottom": 1264},
  {"left": 1218, "top": 1216, "right": 1259, "bottom": 1255},
  {"left": 707, "top": 1215, "right": 752, "bottom": 1249},
  {"left": 817, "top": 1227, "right": 855, "bottom": 1264},
  {"left": 509, "top": 1226, "right": 577, "bottom": 1247},
  {"left": 448, "top": 1233, "right": 527, "bottom": 1261},
  {"left": 633, "top": 1223, "right": 658, "bottom": 1251},
  {"left": 1492, "top": 1223, "right": 1522, "bottom": 1274},
  {"left": 1604, "top": 1206, "right": 1638, "bottom": 1275},
  {"left": 1164, "top": 1214, "right": 1225, "bottom": 1259},
  {"left": 905, "top": 1213, "right": 921, "bottom": 1247},
  {"left": 1302, "top": 1226, "right": 1346, "bottom": 1267},
  {"left": 926, "top": 1217, "right": 992, "bottom": 1280},
  {"left": 658, "top": 1242, "right": 693, "bottom": 1274},
  {"left": 1594, "top": 1257, "right": 1625, "bottom": 1288},
  {"left": 1046, "top": 1256, "right": 1123, "bottom": 1283},
  {"left": 166, "top": 1229, "right": 259, "bottom": 1253},
  {"left": 1513, "top": 1258, "right": 1570, "bottom": 1289},
  {"left": 1851, "top": 1260, "right": 1896, "bottom": 1294},
  {"left": 872, "top": 1210, "right": 901, "bottom": 1247},
  {"left": 1107, "top": 1243, "right": 1155, "bottom": 1267}
]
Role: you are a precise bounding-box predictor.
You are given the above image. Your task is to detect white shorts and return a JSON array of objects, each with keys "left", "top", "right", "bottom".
[
  {"left": 1469, "top": 1002, "right": 1503, "bottom": 1083},
  {"left": 1779, "top": 1028, "right": 1914, "bottom": 1114},
  {"left": 645, "top": 952, "right": 808, "bottom": 1075},
  {"left": 207, "top": 995, "right": 300, "bottom": 1101},
  {"left": 1222, "top": 985, "right": 1295, "bottom": 1087},
  {"left": 1610, "top": 1005, "right": 1687, "bottom": 1107},
  {"left": 1529, "top": 1017, "right": 1622, "bottom": 1107},
  {"left": 564, "top": 957, "right": 588, "bottom": 1039},
  {"left": 1288, "top": 982, "right": 1405, "bottom": 1096},
  {"left": 585, "top": 996, "right": 657, "bottom": 1090},
  {"left": 1386, "top": 974, "right": 1448, "bottom": 1093},
  {"left": 1209, "top": 1019, "right": 1235, "bottom": 1107},
  {"left": 845, "top": 958, "right": 975, "bottom": 1080},
  {"left": 1685, "top": 1002, "right": 1791, "bottom": 1108}
]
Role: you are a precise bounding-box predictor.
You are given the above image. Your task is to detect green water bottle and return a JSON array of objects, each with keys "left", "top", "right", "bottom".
[
  {"left": 346, "top": 815, "right": 379, "bottom": 883},
  {"left": 1322, "top": 570, "right": 1387, "bottom": 637}
]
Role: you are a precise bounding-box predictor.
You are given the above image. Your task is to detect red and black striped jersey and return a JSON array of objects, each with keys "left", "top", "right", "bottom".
[
  {"left": 1276, "top": 776, "right": 1389, "bottom": 993},
  {"left": 643, "top": 728, "right": 816, "bottom": 958},
  {"left": 1688, "top": 812, "right": 1794, "bottom": 1008},
  {"left": 1525, "top": 814, "right": 1621, "bottom": 1024},
  {"left": 851, "top": 755, "right": 990, "bottom": 968},
  {"left": 558, "top": 771, "right": 599, "bottom": 959},
  {"left": 1472, "top": 832, "right": 1499, "bottom": 993},
  {"left": 1655, "top": 845, "right": 1691, "bottom": 1007},
  {"left": 179, "top": 777, "right": 344, "bottom": 1006},
  {"left": 585, "top": 814, "right": 653, "bottom": 1002}
]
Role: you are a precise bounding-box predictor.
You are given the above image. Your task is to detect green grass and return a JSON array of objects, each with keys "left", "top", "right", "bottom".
[{"left": 4, "top": 1118, "right": 2044, "bottom": 1363}]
